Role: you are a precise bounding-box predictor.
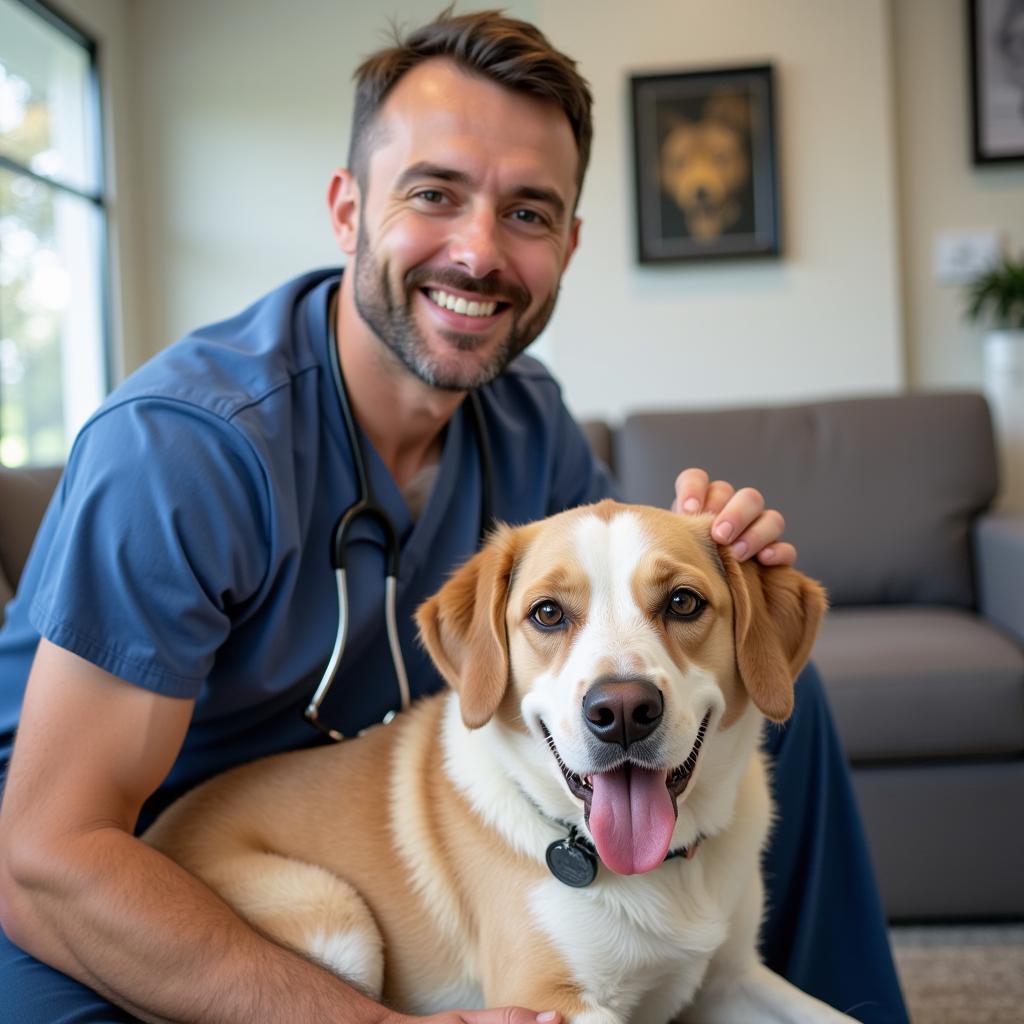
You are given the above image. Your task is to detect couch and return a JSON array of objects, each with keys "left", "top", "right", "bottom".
[
  {"left": 3, "top": 392, "right": 1023, "bottom": 921},
  {"left": 582, "top": 391, "right": 1024, "bottom": 921}
]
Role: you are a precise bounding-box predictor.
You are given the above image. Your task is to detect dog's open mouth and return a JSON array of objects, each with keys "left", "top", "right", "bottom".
[{"left": 541, "top": 710, "right": 711, "bottom": 877}]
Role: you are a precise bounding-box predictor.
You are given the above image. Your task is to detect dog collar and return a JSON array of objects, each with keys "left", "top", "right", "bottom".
[{"left": 543, "top": 823, "right": 703, "bottom": 889}]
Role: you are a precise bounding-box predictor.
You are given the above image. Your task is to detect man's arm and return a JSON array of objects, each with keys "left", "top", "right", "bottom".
[{"left": 0, "top": 640, "right": 556, "bottom": 1024}]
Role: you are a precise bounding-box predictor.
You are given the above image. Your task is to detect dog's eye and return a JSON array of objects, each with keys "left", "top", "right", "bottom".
[
  {"left": 667, "top": 588, "right": 705, "bottom": 620},
  {"left": 530, "top": 600, "right": 565, "bottom": 629}
]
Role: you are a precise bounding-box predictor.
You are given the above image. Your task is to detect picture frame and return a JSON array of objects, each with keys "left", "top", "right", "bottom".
[
  {"left": 969, "top": 0, "right": 1024, "bottom": 164},
  {"left": 630, "top": 64, "right": 781, "bottom": 264}
]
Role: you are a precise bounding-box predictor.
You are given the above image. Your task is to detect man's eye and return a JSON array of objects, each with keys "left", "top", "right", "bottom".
[
  {"left": 414, "top": 190, "right": 448, "bottom": 204},
  {"left": 511, "top": 208, "right": 546, "bottom": 226},
  {"left": 530, "top": 600, "right": 565, "bottom": 628},
  {"left": 667, "top": 588, "right": 706, "bottom": 620}
]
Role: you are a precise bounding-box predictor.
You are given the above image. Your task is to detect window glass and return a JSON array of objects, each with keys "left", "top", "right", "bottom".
[
  {"left": 0, "top": 0, "right": 98, "bottom": 195},
  {"left": 1, "top": 165, "right": 105, "bottom": 465},
  {"left": 0, "top": 0, "right": 107, "bottom": 467}
]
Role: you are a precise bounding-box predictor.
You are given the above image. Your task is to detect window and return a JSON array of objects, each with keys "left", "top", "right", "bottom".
[{"left": 0, "top": 0, "right": 108, "bottom": 467}]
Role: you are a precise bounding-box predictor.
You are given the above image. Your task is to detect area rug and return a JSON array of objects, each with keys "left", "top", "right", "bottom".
[{"left": 890, "top": 925, "right": 1024, "bottom": 1024}]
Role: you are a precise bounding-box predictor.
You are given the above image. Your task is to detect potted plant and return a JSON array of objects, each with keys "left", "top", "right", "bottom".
[
  {"left": 966, "top": 255, "right": 1024, "bottom": 331},
  {"left": 965, "top": 253, "right": 1024, "bottom": 511}
]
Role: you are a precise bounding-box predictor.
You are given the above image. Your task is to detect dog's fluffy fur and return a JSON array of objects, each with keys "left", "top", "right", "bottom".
[{"left": 145, "top": 501, "right": 855, "bottom": 1022}]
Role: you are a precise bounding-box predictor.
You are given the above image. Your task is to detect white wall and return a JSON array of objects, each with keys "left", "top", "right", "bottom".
[
  {"left": 893, "top": 0, "right": 1024, "bottom": 391},
  {"left": 538, "top": 0, "right": 904, "bottom": 419},
  {"left": 130, "top": 0, "right": 533, "bottom": 361},
  {"left": 118, "top": 0, "right": 907, "bottom": 422}
]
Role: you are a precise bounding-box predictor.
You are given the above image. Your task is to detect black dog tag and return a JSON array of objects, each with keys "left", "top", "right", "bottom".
[{"left": 545, "top": 833, "right": 598, "bottom": 888}]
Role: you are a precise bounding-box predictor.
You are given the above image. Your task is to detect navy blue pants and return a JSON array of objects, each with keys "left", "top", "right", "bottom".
[{"left": 0, "top": 664, "right": 909, "bottom": 1023}]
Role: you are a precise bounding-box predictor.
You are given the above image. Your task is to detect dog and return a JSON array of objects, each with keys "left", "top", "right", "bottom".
[
  {"left": 658, "top": 92, "right": 753, "bottom": 242},
  {"left": 145, "top": 500, "right": 856, "bottom": 1022}
]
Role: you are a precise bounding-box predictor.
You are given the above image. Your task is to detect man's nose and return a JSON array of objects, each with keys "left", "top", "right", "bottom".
[{"left": 447, "top": 208, "right": 506, "bottom": 280}]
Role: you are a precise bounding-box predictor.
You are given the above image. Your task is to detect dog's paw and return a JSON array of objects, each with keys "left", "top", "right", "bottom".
[{"left": 569, "top": 1009, "right": 623, "bottom": 1024}]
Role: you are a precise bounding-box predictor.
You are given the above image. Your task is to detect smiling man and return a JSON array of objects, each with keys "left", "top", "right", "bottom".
[
  {"left": 0, "top": 9, "right": 907, "bottom": 1024},
  {"left": 329, "top": 55, "right": 583, "bottom": 490}
]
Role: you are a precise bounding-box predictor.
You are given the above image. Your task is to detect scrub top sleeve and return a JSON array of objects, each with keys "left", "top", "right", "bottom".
[
  {"left": 547, "top": 401, "right": 622, "bottom": 513},
  {"left": 28, "top": 400, "right": 271, "bottom": 697}
]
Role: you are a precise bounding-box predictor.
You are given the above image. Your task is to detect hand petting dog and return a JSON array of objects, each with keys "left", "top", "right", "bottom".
[{"left": 672, "top": 467, "right": 797, "bottom": 566}]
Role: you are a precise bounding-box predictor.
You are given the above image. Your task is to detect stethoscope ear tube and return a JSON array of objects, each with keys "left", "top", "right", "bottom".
[
  {"left": 304, "top": 567, "right": 350, "bottom": 742},
  {"left": 331, "top": 501, "right": 400, "bottom": 577},
  {"left": 383, "top": 573, "right": 412, "bottom": 714},
  {"left": 308, "top": 291, "right": 493, "bottom": 740},
  {"left": 304, "top": 562, "right": 411, "bottom": 741}
]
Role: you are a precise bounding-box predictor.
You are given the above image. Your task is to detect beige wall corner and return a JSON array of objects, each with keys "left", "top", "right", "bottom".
[{"left": 893, "top": 0, "right": 1024, "bottom": 391}]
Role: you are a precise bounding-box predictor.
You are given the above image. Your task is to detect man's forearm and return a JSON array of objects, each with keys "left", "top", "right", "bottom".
[{"left": 1, "top": 825, "right": 390, "bottom": 1024}]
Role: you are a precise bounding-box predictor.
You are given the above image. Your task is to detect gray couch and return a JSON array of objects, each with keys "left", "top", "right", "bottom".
[
  {"left": 583, "top": 391, "right": 1024, "bottom": 921},
  {"left": 2, "top": 392, "right": 1022, "bottom": 921}
]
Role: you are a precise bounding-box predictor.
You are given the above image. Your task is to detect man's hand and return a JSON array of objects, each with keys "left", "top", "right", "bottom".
[
  {"left": 672, "top": 468, "right": 796, "bottom": 566},
  {"left": 402, "top": 1011, "right": 561, "bottom": 1024}
]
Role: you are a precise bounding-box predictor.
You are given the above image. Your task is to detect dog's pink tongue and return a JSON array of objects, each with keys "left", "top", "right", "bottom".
[{"left": 589, "top": 765, "right": 674, "bottom": 875}]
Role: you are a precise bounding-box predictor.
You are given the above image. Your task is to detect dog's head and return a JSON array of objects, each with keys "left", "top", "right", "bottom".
[
  {"left": 658, "top": 92, "right": 751, "bottom": 241},
  {"left": 416, "top": 501, "right": 825, "bottom": 876}
]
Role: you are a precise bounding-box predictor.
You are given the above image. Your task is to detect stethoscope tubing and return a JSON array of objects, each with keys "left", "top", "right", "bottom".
[{"left": 305, "top": 288, "right": 492, "bottom": 741}]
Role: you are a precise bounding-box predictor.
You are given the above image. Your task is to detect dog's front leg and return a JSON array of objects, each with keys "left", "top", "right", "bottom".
[
  {"left": 479, "top": 957, "right": 626, "bottom": 1024},
  {"left": 680, "top": 867, "right": 857, "bottom": 1024},
  {"left": 483, "top": 980, "right": 624, "bottom": 1024},
  {"left": 680, "top": 960, "right": 858, "bottom": 1023}
]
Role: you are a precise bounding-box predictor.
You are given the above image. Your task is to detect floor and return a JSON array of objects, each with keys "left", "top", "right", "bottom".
[{"left": 890, "top": 924, "right": 1024, "bottom": 1024}]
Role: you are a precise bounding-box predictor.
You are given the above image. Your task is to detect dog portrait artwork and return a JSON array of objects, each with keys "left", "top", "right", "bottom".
[
  {"left": 657, "top": 91, "right": 755, "bottom": 244},
  {"left": 145, "top": 501, "right": 856, "bottom": 1022},
  {"left": 971, "top": 0, "right": 1024, "bottom": 161},
  {"left": 631, "top": 66, "right": 781, "bottom": 262}
]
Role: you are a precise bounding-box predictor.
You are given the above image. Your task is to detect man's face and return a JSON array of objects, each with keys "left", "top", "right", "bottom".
[{"left": 346, "top": 59, "right": 581, "bottom": 391}]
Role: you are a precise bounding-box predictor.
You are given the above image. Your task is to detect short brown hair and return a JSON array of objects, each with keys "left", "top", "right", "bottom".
[{"left": 348, "top": 7, "right": 593, "bottom": 203}]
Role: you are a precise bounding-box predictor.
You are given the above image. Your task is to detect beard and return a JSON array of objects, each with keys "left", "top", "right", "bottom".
[{"left": 352, "top": 227, "right": 559, "bottom": 391}]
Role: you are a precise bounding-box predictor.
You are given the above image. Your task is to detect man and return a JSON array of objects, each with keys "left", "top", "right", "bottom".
[{"left": 0, "top": 9, "right": 908, "bottom": 1023}]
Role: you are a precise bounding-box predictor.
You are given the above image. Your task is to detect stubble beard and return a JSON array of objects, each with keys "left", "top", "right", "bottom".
[{"left": 352, "top": 228, "right": 559, "bottom": 392}]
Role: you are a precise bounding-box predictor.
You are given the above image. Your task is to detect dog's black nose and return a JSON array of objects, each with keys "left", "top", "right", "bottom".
[{"left": 583, "top": 678, "right": 664, "bottom": 748}]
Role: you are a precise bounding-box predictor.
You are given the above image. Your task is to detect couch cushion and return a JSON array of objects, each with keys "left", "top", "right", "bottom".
[
  {"left": 812, "top": 607, "right": 1024, "bottom": 762},
  {"left": 0, "top": 570, "right": 11, "bottom": 623},
  {"left": 0, "top": 464, "right": 63, "bottom": 599},
  {"left": 614, "top": 393, "right": 997, "bottom": 607},
  {"left": 580, "top": 420, "right": 614, "bottom": 475}
]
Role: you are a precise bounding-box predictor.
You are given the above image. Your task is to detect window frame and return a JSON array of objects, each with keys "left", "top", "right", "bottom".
[{"left": 0, "top": 0, "right": 112, "bottom": 462}]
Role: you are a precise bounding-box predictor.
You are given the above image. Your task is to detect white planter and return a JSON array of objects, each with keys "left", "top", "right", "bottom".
[{"left": 983, "top": 329, "right": 1024, "bottom": 512}]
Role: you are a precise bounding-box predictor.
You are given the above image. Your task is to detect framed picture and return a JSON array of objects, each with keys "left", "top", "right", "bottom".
[
  {"left": 630, "top": 65, "right": 781, "bottom": 264},
  {"left": 969, "top": 0, "right": 1024, "bottom": 163}
]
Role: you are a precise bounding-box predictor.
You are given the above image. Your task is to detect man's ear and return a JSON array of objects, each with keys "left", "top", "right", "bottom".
[
  {"left": 327, "top": 168, "right": 360, "bottom": 255},
  {"left": 563, "top": 216, "right": 581, "bottom": 272},
  {"left": 721, "top": 552, "right": 828, "bottom": 723},
  {"left": 416, "top": 525, "right": 520, "bottom": 729}
]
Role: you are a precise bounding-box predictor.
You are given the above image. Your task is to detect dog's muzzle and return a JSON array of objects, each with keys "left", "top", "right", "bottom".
[{"left": 582, "top": 677, "right": 664, "bottom": 749}]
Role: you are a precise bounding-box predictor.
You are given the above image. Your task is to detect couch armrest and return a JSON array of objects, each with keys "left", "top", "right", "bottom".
[
  {"left": 580, "top": 419, "right": 615, "bottom": 479},
  {"left": 0, "top": 464, "right": 63, "bottom": 595},
  {"left": 974, "top": 512, "right": 1024, "bottom": 646}
]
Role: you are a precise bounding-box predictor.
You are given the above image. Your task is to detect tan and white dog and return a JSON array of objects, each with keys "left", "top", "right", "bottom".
[{"left": 145, "top": 500, "right": 856, "bottom": 1023}]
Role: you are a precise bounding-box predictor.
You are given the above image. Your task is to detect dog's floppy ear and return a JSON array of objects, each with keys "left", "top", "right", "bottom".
[
  {"left": 721, "top": 553, "right": 827, "bottom": 722},
  {"left": 416, "top": 524, "right": 520, "bottom": 729},
  {"left": 705, "top": 91, "right": 752, "bottom": 137}
]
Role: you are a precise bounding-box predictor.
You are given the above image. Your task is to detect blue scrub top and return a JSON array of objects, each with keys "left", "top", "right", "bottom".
[{"left": 0, "top": 268, "right": 616, "bottom": 817}]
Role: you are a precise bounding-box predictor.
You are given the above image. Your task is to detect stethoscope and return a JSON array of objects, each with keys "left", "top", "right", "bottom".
[{"left": 304, "top": 302, "right": 495, "bottom": 741}]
